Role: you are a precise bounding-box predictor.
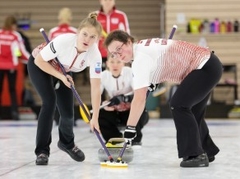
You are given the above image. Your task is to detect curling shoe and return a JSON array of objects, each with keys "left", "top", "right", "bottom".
[
  {"left": 58, "top": 141, "right": 85, "bottom": 162},
  {"left": 36, "top": 153, "right": 48, "bottom": 165},
  {"left": 180, "top": 153, "right": 209, "bottom": 167}
]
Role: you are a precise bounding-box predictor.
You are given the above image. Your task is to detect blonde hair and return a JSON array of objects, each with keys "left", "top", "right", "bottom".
[
  {"left": 58, "top": 7, "right": 72, "bottom": 24},
  {"left": 78, "top": 12, "right": 102, "bottom": 37}
]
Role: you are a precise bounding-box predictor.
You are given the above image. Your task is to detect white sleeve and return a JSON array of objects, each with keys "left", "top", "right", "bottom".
[
  {"left": 40, "top": 35, "right": 65, "bottom": 61},
  {"left": 100, "top": 71, "right": 107, "bottom": 94},
  {"left": 124, "top": 66, "right": 134, "bottom": 89},
  {"left": 132, "top": 53, "right": 153, "bottom": 90}
]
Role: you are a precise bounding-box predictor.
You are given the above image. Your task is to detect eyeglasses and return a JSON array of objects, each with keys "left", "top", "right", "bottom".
[{"left": 109, "top": 43, "right": 124, "bottom": 59}]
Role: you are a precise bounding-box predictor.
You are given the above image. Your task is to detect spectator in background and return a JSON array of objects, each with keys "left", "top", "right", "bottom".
[
  {"left": 0, "top": 15, "right": 30, "bottom": 120},
  {"left": 49, "top": 7, "right": 77, "bottom": 40},
  {"left": 97, "top": 0, "right": 130, "bottom": 71},
  {"left": 97, "top": 0, "right": 130, "bottom": 101},
  {"left": 17, "top": 23, "right": 34, "bottom": 106},
  {"left": 17, "top": 30, "right": 32, "bottom": 76}
]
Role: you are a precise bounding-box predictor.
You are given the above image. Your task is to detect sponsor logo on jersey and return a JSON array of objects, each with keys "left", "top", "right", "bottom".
[
  {"left": 80, "top": 59, "right": 85, "bottom": 68},
  {"left": 95, "top": 62, "right": 102, "bottom": 74},
  {"left": 111, "top": 18, "right": 119, "bottom": 24},
  {"left": 50, "top": 42, "right": 56, "bottom": 53},
  {"left": 161, "top": 39, "right": 167, "bottom": 45},
  {"left": 154, "top": 38, "right": 160, "bottom": 43}
]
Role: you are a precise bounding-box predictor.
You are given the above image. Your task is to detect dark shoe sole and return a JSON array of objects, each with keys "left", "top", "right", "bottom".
[
  {"left": 36, "top": 160, "right": 48, "bottom": 165},
  {"left": 58, "top": 141, "right": 85, "bottom": 162},
  {"left": 180, "top": 161, "right": 209, "bottom": 167}
]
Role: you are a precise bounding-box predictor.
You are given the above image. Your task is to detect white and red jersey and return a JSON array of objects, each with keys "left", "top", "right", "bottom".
[
  {"left": 0, "top": 29, "right": 30, "bottom": 69},
  {"left": 97, "top": 7, "right": 130, "bottom": 58},
  {"left": 32, "top": 33, "right": 102, "bottom": 78},
  {"left": 101, "top": 66, "right": 133, "bottom": 111},
  {"left": 48, "top": 23, "right": 77, "bottom": 40},
  {"left": 131, "top": 39, "right": 211, "bottom": 90},
  {"left": 101, "top": 66, "right": 133, "bottom": 98}
]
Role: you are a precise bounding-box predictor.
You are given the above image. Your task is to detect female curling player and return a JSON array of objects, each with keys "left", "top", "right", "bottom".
[
  {"left": 104, "top": 29, "right": 222, "bottom": 168},
  {"left": 27, "top": 12, "right": 102, "bottom": 165},
  {"left": 99, "top": 56, "right": 149, "bottom": 146}
]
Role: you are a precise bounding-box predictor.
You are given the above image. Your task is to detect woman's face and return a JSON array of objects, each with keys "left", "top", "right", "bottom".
[
  {"left": 106, "top": 57, "right": 125, "bottom": 77},
  {"left": 77, "top": 26, "right": 99, "bottom": 52},
  {"left": 100, "top": 0, "right": 115, "bottom": 13},
  {"left": 107, "top": 40, "right": 133, "bottom": 63}
]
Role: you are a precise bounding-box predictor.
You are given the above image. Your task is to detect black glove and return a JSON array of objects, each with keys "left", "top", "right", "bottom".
[
  {"left": 148, "top": 83, "right": 157, "bottom": 92},
  {"left": 124, "top": 125, "right": 137, "bottom": 144},
  {"left": 108, "top": 94, "right": 125, "bottom": 106},
  {"left": 123, "top": 94, "right": 133, "bottom": 103}
]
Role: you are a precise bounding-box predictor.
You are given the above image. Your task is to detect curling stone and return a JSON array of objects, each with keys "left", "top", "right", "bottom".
[{"left": 98, "top": 138, "right": 134, "bottom": 163}]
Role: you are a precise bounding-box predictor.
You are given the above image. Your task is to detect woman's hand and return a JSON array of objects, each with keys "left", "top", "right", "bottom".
[
  {"left": 102, "top": 100, "right": 115, "bottom": 111},
  {"left": 60, "top": 74, "right": 74, "bottom": 88},
  {"left": 89, "top": 117, "right": 100, "bottom": 133}
]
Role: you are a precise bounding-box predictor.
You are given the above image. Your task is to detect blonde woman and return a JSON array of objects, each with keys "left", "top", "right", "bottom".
[
  {"left": 49, "top": 7, "right": 77, "bottom": 40},
  {"left": 27, "top": 12, "right": 102, "bottom": 165}
]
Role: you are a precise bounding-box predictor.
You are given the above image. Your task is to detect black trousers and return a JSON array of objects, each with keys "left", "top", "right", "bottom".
[
  {"left": 0, "top": 69, "right": 19, "bottom": 119},
  {"left": 170, "top": 53, "right": 222, "bottom": 158},
  {"left": 27, "top": 56, "right": 75, "bottom": 156},
  {"left": 99, "top": 108, "right": 149, "bottom": 143}
]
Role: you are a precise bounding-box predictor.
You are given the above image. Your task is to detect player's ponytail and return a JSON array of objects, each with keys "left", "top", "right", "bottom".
[
  {"left": 78, "top": 12, "right": 102, "bottom": 37},
  {"left": 88, "top": 12, "right": 98, "bottom": 19}
]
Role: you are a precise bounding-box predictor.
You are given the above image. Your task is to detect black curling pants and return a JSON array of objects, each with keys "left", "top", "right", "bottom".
[
  {"left": 99, "top": 108, "right": 149, "bottom": 143},
  {"left": 0, "top": 69, "right": 18, "bottom": 119},
  {"left": 169, "top": 53, "right": 222, "bottom": 158},
  {"left": 27, "top": 56, "right": 75, "bottom": 156}
]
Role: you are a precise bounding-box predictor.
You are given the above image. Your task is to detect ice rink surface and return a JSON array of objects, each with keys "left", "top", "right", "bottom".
[{"left": 0, "top": 118, "right": 240, "bottom": 179}]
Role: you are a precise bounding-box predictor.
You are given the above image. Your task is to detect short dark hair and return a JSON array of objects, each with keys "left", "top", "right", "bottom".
[{"left": 104, "top": 30, "right": 134, "bottom": 48}]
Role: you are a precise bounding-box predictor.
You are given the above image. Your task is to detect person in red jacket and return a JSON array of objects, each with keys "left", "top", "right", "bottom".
[
  {"left": 48, "top": 7, "right": 77, "bottom": 40},
  {"left": 97, "top": 0, "right": 130, "bottom": 71},
  {"left": 97, "top": 0, "right": 130, "bottom": 101},
  {"left": 0, "top": 15, "right": 30, "bottom": 120}
]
